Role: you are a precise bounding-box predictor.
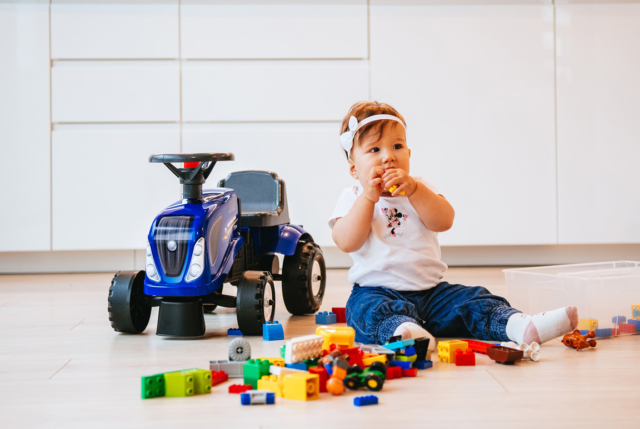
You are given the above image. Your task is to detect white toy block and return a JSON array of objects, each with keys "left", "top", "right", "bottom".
[{"left": 284, "top": 335, "right": 323, "bottom": 364}]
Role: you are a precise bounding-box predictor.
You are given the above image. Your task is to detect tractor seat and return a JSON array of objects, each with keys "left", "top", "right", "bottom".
[{"left": 217, "top": 170, "right": 290, "bottom": 227}]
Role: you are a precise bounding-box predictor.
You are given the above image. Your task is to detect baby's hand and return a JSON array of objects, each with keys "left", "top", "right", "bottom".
[
  {"left": 362, "top": 166, "right": 385, "bottom": 203},
  {"left": 382, "top": 168, "right": 417, "bottom": 197}
]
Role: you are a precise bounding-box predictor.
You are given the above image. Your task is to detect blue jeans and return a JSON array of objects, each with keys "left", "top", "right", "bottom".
[{"left": 345, "top": 282, "right": 520, "bottom": 345}]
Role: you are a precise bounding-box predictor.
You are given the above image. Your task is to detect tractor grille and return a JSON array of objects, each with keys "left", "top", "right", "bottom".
[{"left": 154, "top": 216, "right": 193, "bottom": 277}]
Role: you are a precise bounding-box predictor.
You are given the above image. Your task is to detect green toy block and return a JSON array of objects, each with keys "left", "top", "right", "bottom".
[
  {"left": 243, "top": 359, "right": 272, "bottom": 388},
  {"left": 304, "top": 358, "right": 319, "bottom": 369},
  {"left": 184, "top": 368, "right": 213, "bottom": 394},
  {"left": 280, "top": 345, "right": 286, "bottom": 358},
  {"left": 164, "top": 371, "right": 195, "bottom": 397},
  {"left": 141, "top": 373, "right": 165, "bottom": 399}
]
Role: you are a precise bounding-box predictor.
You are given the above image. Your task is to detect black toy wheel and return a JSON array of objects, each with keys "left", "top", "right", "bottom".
[
  {"left": 365, "top": 374, "right": 384, "bottom": 392},
  {"left": 347, "top": 365, "right": 363, "bottom": 375},
  {"left": 369, "top": 361, "right": 387, "bottom": 376},
  {"left": 344, "top": 377, "right": 361, "bottom": 390},
  {"left": 236, "top": 271, "right": 275, "bottom": 336},
  {"left": 281, "top": 241, "right": 326, "bottom": 315},
  {"left": 108, "top": 270, "right": 151, "bottom": 334}
]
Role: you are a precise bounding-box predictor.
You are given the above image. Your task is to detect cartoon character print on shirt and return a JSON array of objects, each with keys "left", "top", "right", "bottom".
[{"left": 381, "top": 208, "right": 408, "bottom": 238}]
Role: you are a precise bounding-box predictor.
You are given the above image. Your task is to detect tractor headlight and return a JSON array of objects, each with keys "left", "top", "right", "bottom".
[
  {"left": 185, "top": 237, "right": 205, "bottom": 282},
  {"left": 146, "top": 241, "right": 161, "bottom": 282}
]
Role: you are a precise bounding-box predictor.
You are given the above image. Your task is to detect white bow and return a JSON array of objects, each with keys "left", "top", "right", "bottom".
[{"left": 339, "top": 114, "right": 406, "bottom": 156}]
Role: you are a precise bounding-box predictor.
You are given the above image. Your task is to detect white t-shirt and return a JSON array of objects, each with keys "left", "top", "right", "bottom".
[{"left": 328, "top": 178, "right": 448, "bottom": 292}]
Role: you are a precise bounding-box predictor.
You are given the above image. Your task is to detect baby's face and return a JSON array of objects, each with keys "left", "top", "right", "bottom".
[{"left": 349, "top": 122, "right": 411, "bottom": 191}]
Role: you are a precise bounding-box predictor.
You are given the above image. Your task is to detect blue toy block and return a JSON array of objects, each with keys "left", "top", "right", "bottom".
[
  {"left": 227, "top": 328, "right": 242, "bottom": 336},
  {"left": 580, "top": 330, "right": 589, "bottom": 335},
  {"left": 594, "top": 328, "right": 612, "bottom": 338},
  {"left": 354, "top": 395, "right": 378, "bottom": 407},
  {"left": 415, "top": 360, "right": 432, "bottom": 370},
  {"left": 404, "top": 347, "right": 416, "bottom": 357},
  {"left": 324, "top": 363, "right": 333, "bottom": 376},
  {"left": 315, "top": 311, "right": 337, "bottom": 325},
  {"left": 262, "top": 321, "right": 284, "bottom": 341},
  {"left": 285, "top": 362, "right": 307, "bottom": 370},
  {"left": 628, "top": 319, "right": 640, "bottom": 330},
  {"left": 612, "top": 315, "right": 626, "bottom": 324},
  {"left": 391, "top": 360, "right": 412, "bottom": 370},
  {"left": 240, "top": 391, "right": 275, "bottom": 405}
]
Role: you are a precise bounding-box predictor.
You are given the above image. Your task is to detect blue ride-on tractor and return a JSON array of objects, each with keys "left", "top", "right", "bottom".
[{"left": 108, "top": 153, "right": 326, "bottom": 337}]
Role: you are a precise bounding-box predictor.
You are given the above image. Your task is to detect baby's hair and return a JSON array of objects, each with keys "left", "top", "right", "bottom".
[{"left": 340, "top": 101, "right": 406, "bottom": 159}]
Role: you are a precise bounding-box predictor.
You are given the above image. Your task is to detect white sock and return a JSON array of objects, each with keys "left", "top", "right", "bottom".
[
  {"left": 393, "top": 322, "right": 436, "bottom": 351},
  {"left": 506, "top": 306, "right": 578, "bottom": 345}
]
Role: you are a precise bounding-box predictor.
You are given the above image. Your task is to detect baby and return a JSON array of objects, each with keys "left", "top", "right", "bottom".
[{"left": 329, "top": 101, "right": 578, "bottom": 348}]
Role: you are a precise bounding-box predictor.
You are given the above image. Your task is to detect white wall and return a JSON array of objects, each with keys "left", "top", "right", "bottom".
[{"left": 1, "top": 0, "right": 639, "bottom": 272}]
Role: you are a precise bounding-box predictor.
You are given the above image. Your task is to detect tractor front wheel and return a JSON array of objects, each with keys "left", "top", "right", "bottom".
[{"left": 108, "top": 270, "right": 151, "bottom": 334}]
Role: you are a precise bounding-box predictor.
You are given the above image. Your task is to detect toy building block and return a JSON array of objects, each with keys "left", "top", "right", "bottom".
[
  {"left": 304, "top": 358, "right": 319, "bottom": 369},
  {"left": 243, "top": 359, "right": 272, "bottom": 389},
  {"left": 612, "top": 315, "right": 627, "bottom": 324},
  {"left": 632, "top": 302, "right": 640, "bottom": 320},
  {"left": 455, "top": 349, "right": 476, "bottom": 366},
  {"left": 285, "top": 362, "right": 307, "bottom": 370},
  {"left": 269, "top": 365, "right": 307, "bottom": 378},
  {"left": 466, "top": 340, "right": 497, "bottom": 355},
  {"left": 316, "top": 311, "right": 337, "bottom": 325},
  {"left": 227, "top": 328, "right": 242, "bottom": 336},
  {"left": 332, "top": 307, "right": 347, "bottom": 323},
  {"left": 187, "top": 369, "right": 213, "bottom": 394},
  {"left": 228, "top": 384, "right": 253, "bottom": 394},
  {"left": 487, "top": 346, "right": 524, "bottom": 364},
  {"left": 363, "top": 354, "right": 387, "bottom": 367},
  {"left": 404, "top": 347, "right": 416, "bottom": 357},
  {"left": 390, "top": 360, "right": 412, "bottom": 370},
  {"left": 316, "top": 326, "right": 355, "bottom": 351},
  {"left": 240, "top": 390, "right": 275, "bottom": 405},
  {"left": 210, "top": 360, "right": 244, "bottom": 378},
  {"left": 394, "top": 354, "right": 417, "bottom": 363},
  {"left": 263, "top": 321, "right": 285, "bottom": 341},
  {"left": 618, "top": 323, "right": 637, "bottom": 334},
  {"left": 401, "top": 368, "right": 418, "bottom": 377},
  {"left": 354, "top": 395, "right": 379, "bottom": 407},
  {"left": 415, "top": 360, "right": 433, "bottom": 370},
  {"left": 339, "top": 346, "right": 365, "bottom": 368},
  {"left": 413, "top": 337, "right": 431, "bottom": 362},
  {"left": 383, "top": 338, "right": 415, "bottom": 351},
  {"left": 628, "top": 319, "right": 640, "bottom": 331},
  {"left": 577, "top": 318, "right": 599, "bottom": 331},
  {"left": 284, "top": 334, "right": 323, "bottom": 364},
  {"left": 141, "top": 373, "right": 165, "bottom": 399},
  {"left": 360, "top": 345, "right": 396, "bottom": 358},
  {"left": 259, "top": 357, "right": 284, "bottom": 367},
  {"left": 282, "top": 373, "right": 320, "bottom": 401},
  {"left": 611, "top": 328, "right": 620, "bottom": 336},
  {"left": 437, "top": 340, "right": 468, "bottom": 363},
  {"left": 309, "top": 366, "right": 329, "bottom": 393},
  {"left": 229, "top": 338, "right": 252, "bottom": 361},
  {"left": 594, "top": 328, "right": 612, "bottom": 338},
  {"left": 386, "top": 366, "right": 402, "bottom": 380},
  {"left": 164, "top": 371, "right": 195, "bottom": 397},
  {"left": 257, "top": 375, "right": 284, "bottom": 397},
  {"left": 211, "top": 370, "right": 229, "bottom": 387}
]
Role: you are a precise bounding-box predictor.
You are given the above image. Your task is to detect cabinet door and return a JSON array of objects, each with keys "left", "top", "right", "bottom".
[
  {"left": 51, "top": 1, "right": 179, "bottom": 59},
  {"left": 182, "top": 60, "right": 369, "bottom": 122},
  {"left": 181, "top": 1, "right": 367, "bottom": 59},
  {"left": 52, "top": 61, "right": 180, "bottom": 123},
  {"left": 370, "top": 4, "right": 557, "bottom": 245},
  {"left": 556, "top": 3, "right": 640, "bottom": 244},
  {"left": 0, "top": 3, "right": 51, "bottom": 251},
  {"left": 182, "top": 123, "right": 354, "bottom": 247},
  {"left": 52, "top": 125, "right": 180, "bottom": 250}
]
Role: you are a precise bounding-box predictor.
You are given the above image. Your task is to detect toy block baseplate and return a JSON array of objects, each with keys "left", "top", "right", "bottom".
[
  {"left": 316, "top": 326, "right": 356, "bottom": 351},
  {"left": 354, "top": 395, "right": 378, "bottom": 406},
  {"left": 263, "top": 321, "right": 285, "bottom": 341},
  {"left": 210, "top": 360, "right": 244, "bottom": 378},
  {"left": 240, "top": 390, "right": 275, "bottom": 405},
  {"left": 437, "top": 340, "right": 468, "bottom": 363},
  {"left": 284, "top": 335, "right": 323, "bottom": 364},
  {"left": 141, "top": 373, "right": 165, "bottom": 399},
  {"left": 332, "top": 307, "right": 347, "bottom": 323},
  {"left": 455, "top": 349, "right": 476, "bottom": 366},
  {"left": 577, "top": 318, "right": 599, "bottom": 331},
  {"left": 227, "top": 328, "right": 242, "bottom": 336},
  {"left": 316, "top": 311, "right": 337, "bottom": 325},
  {"left": 229, "top": 384, "right": 252, "bottom": 394}
]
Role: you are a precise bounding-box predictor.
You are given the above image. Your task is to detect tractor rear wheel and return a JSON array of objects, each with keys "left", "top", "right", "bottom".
[{"left": 236, "top": 271, "right": 275, "bottom": 336}]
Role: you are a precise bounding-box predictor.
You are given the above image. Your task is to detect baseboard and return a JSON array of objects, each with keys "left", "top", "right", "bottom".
[{"left": 1, "top": 244, "right": 640, "bottom": 274}]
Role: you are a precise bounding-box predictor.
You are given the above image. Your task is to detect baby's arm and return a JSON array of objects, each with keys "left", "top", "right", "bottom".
[{"left": 332, "top": 166, "right": 385, "bottom": 253}]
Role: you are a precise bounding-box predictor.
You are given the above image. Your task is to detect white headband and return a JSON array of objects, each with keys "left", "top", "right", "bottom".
[{"left": 339, "top": 114, "right": 406, "bottom": 156}]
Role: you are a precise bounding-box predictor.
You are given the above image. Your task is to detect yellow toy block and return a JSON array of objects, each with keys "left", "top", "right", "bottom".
[
  {"left": 262, "top": 358, "right": 285, "bottom": 367},
  {"left": 189, "top": 369, "right": 212, "bottom": 394},
  {"left": 164, "top": 371, "right": 195, "bottom": 397},
  {"left": 394, "top": 354, "right": 417, "bottom": 363},
  {"left": 388, "top": 185, "right": 406, "bottom": 195},
  {"left": 315, "top": 326, "right": 355, "bottom": 351},
  {"left": 257, "top": 374, "right": 284, "bottom": 397},
  {"left": 362, "top": 354, "right": 387, "bottom": 367},
  {"left": 577, "top": 318, "right": 599, "bottom": 331},
  {"left": 632, "top": 302, "right": 640, "bottom": 320},
  {"left": 437, "top": 340, "right": 468, "bottom": 364},
  {"left": 282, "top": 373, "right": 319, "bottom": 401}
]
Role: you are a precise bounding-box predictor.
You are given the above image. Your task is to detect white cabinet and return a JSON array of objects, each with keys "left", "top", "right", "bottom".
[
  {"left": 180, "top": 1, "right": 368, "bottom": 59},
  {"left": 52, "top": 61, "right": 180, "bottom": 123},
  {"left": 370, "top": 3, "right": 557, "bottom": 246},
  {"left": 556, "top": 3, "right": 640, "bottom": 244},
  {"left": 51, "top": 1, "right": 179, "bottom": 59},
  {"left": 0, "top": 3, "right": 51, "bottom": 251},
  {"left": 182, "top": 60, "right": 369, "bottom": 122},
  {"left": 52, "top": 125, "right": 180, "bottom": 250},
  {"left": 182, "top": 123, "right": 354, "bottom": 247}
]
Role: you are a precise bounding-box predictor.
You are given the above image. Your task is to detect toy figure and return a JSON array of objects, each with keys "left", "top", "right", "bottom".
[{"left": 562, "top": 330, "right": 597, "bottom": 351}]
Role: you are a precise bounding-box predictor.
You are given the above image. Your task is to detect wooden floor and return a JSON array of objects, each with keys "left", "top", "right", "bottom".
[{"left": 1, "top": 267, "right": 639, "bottom": 428}]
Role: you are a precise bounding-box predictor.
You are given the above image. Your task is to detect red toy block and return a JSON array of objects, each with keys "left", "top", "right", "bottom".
[
  {"left": 331, "top": 346, "right": 364, "bottom": 368},
  {"left": 211, "top": 370, "right": 229, "bottom": 386},
  {"left": 332, "top": 307, "right": 346, "bottom": 323},
  {"left": 309, "top": 366, "right": 329, "bottom": 393},
  {"left": 386, "top": 366, "right": 402, "bottom": 380},
  {"left": 465, "top": 340, "right": 496, "bottom": 355},
  {"left": 401, "top": 368, "right": 418, "bottom": 377},
  {"left": 619, "top": 323, "right": 637, "bottom": 334},
  {"left": 611, "top": 328, "right": 620, "bottom": 336},
  {"left": 228, "top": 384, "right": 253, "bottom": 394},
  {"left": 455, "top": 349, "right": 476, "bottom": 366}
]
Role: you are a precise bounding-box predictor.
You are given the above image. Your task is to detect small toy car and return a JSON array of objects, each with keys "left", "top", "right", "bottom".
[
  {"left": 108, "top": 153, "right": 326, "bottom": 337},
  {"left": 344, "top": 362, "right": 387, "bottom": 392}
]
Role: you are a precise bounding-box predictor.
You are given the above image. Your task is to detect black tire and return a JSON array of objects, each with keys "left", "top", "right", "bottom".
[
  {"left": 369, "top": 361, "right": 387, "bottom": 377},
  {"left": 347, "top": 365, "right": 363, "bottom": 375},
  {"left": 365, "top": 374, "right": 384, "bottom": 392},
  {"left": 236, "top": 271, "right": 275, "bottom": 336},
  {"left": 108, "top": 271, "right": 151, "bottom": 334},
  {"left": 281, "top": 241, "right": 326, "bottom": 315},
  {"left": 344, "top": 377, "right": 361, "bottom": 390}
]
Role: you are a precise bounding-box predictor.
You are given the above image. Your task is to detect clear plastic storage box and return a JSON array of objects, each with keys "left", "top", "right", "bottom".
[{"left": 504, "top": 261, "right": 640, "bottom": 338}]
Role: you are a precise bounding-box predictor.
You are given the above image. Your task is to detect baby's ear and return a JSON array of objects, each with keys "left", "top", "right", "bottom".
[{"left": 348, "top": 158, "right": 358, "bottom": 179}]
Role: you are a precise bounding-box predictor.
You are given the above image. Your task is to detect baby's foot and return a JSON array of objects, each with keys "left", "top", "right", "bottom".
[
  {"left": 506, "top": 306, "right": 578, "bottom": 344},
  {"left": 393, "top": 322, "right": 436, "bottom": 351}
]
